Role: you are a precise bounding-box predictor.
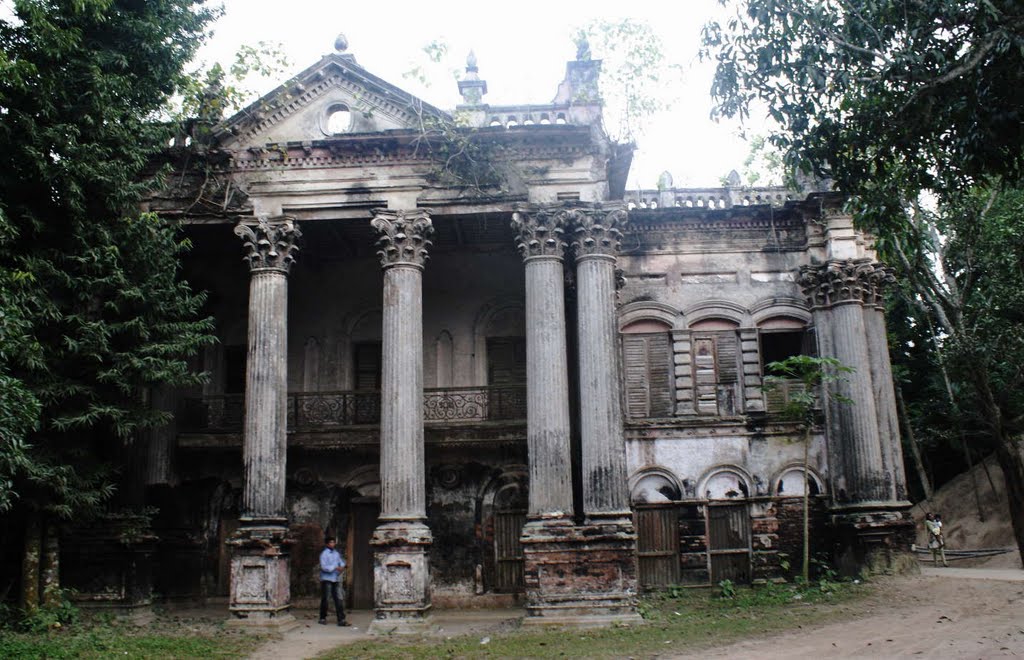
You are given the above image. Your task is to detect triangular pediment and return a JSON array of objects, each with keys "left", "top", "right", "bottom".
[{"left": 216, "top": 53, "right": 449, "bottom": 149}]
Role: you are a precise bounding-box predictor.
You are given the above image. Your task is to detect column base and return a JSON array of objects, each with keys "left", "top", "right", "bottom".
[
  {"left": 829, "top": 503, "right": 917, "bottom": 577},
  {"left": 370, "top": 520, "right": 432, "bottom": 635},
  {"left": 226, "top": 525, "right": 293, "bottom": 625},
  {"left": 521, "top": 517, "right": 641, "bottom": 626}
]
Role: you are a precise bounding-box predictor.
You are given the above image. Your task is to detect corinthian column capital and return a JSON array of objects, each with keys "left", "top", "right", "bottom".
[
  {"left": 565, "top": 205, "right": 627, "bottom": 258},
  {"left": 511, "top": 206, "right": 568, "bottom": 260},
  {"left": 371, "top": 209, "right": 434, "bottom": 269},
  {"left": 799, "top": 259, "right": 895, "bottom": 308},
  {"left": 235, "top": 216, "right": 301, "bottom": 273}
]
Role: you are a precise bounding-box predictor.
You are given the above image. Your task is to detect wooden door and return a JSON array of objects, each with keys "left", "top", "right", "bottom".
[
  {"left": 348, "top": 499, "right": 378, "bottom": 609},
  {"left": 635, "top": 504, "right": 680, "bottom": 589},
  {"left": 493, "top": 509, "right": 526, "bottom": 592},
  {"left": 708, "top": 503, "right": 751, "bottom": 583}
]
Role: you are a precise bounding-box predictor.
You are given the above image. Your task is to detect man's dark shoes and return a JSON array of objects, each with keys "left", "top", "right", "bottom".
[
  {"left": 338, "top": 620, "right": 350, "bottom": 627},
  {"left": 318, "top": 619, "right": 327, "bottom": 625}
]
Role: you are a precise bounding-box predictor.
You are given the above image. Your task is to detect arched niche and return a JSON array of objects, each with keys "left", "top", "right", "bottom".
[
  {"left": 435, "top": 330, "right": 454, "bottom": 388},
  {"left": 629, "top": 467, "right": 682, "bottom": 504},
  {"left": 699, "top": 465, "right": 753, "bottom": 500},
  {"left": 472, "top": 300, "right": 525, "bottom": 386},
  {"left": 772, "top": 465, "right": 825, "bottom": 497}
]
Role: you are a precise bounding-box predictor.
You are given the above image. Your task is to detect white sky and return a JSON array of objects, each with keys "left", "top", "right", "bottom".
[{"left": 201, "top": 0, "right": 760, "bottom": 189}]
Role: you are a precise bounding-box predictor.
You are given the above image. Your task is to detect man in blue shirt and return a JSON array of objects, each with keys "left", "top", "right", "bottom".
[{"left": 318, "top": 536, "right": 348, "bottom": 626}]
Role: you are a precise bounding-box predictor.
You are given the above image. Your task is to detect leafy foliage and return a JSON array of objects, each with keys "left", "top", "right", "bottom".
[
  {"left": 703, "top": 0, "right": 1024, "bottom": 562},
  {"left": 576, "top": 18, "right": 683, "bottom": 142},
  {"left": 0, "top": 0, "right": 217, "bottom": 520},
  {"left": 702, "top": 0, "right": 1024, "bottom": 223}
]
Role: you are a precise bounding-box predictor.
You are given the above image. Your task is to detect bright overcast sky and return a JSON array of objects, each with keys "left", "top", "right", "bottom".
[{"left": 201, "top": 0, "right": 758, "bottom": 190}]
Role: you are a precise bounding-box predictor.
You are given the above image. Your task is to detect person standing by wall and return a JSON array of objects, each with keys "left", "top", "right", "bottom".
[{"left": 319, "top": 536, "right": 349, "bottom": 625}]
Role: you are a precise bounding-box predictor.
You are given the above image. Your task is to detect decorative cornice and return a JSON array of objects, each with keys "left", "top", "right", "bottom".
[
  {"left": 371, "top": 209, "right": 433, "bottom": 268},
  {"left": 565, "top": 205, "right": 627, "bottom": 258},
  {"left": 510, "top": 206, "right": 567, "bottom": 260},
  {"left": 234, "top": 216, "right": 301, "bottom": 273},
  {"left": 799, "top": 259, "right": 895, "bottom": 308}
]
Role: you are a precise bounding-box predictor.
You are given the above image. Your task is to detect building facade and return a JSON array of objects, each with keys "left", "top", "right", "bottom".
[{"left": 120, "top": 39, "right": 913, "bottom": 629}]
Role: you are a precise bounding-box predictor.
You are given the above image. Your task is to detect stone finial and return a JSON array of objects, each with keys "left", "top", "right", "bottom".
[
  {"left": 798, "top": 259, "right": 895, "bottom": 308},
  {"left": 458, "top": 50, "right": 487, "bottom": 105},
  {"left": 726, "top": 169, "right": 742, "bottom": 187},
  {"left": 564, "top": 206, "right": 627, "bottom": 257},
  {"left": 575, "top": 34, "right": 592, "bottom": 61},
  {"left": 334, "top": 33, "right": 349, "bottom": 52},
  {"left": 371, "top": 209, "right": 434, "bottom": 268},
  {"left": 235, "top": 216, "right": 301, "bottom": 272},
  {"left": 511, "top": 207, "right": 568, "bottom": 260}
]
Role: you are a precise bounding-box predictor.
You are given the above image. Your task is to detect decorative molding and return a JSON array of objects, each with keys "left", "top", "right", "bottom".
[
  {"left": 564, "top": 206, "right": 627, "bottom": 257},
  {"left": 510, "top": 206, "right": 567, "bottom": 260},
  {"left": 799, "top": 259, "right": 895, "bottom": 308},
  {"left": 234, "top": 216, "right": 301, "bottom": 273},
  {"left": 370, "top": 209, "right": 433, "bottom": 268}
]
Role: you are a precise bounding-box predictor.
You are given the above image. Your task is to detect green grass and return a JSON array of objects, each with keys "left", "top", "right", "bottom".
[
  {"left": 318, "top": 580, "right": 870, "bottom": 659},
  {"left": 0, "top": 617, "right": 263, "bottom": 660}
]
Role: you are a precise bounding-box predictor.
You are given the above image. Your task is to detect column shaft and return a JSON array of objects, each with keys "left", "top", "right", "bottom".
[
  {"left": 865, "top": 306, "right": 907, "bottom": 501},
  {"left": 524, "top": 256, "right": 574, "bottom": 518},
  {"left": 576, "top": 254, "right": 629, "bottom": 516},
  {"left": 379, "top": 265, "right": 426, "bottom": 521},
  {"left": 242, "top": 269, "right": 289, "bottom": 522},
  {"left": 828, "top": 303, "right": 888, "bottom": 502}
]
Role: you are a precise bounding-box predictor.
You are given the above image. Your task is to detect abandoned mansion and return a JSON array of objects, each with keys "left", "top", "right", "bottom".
[{"left": 63, "top": 38, "right": 914, "bottom": 630}]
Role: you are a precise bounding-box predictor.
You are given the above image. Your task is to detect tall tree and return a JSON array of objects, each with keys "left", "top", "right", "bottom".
[
  {"left": 702, "top": 0, "right": 1024, "bottom": 564},
  {"left": 0, "top": 0, "right": 217, "bottom": 607}
]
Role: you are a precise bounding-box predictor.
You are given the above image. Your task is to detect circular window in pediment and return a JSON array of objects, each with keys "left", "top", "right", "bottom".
[{"left": 325, "top": 103, "right": 353, "bottom": 135}]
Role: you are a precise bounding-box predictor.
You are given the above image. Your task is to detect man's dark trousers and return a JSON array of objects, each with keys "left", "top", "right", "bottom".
[{"left": 319, "top": 580, "right": 345, "bottom": 623}]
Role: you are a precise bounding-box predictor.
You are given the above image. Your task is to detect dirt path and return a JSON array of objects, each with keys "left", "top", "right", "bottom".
[
  {"left": 246, "top": 568, "right": 1024, "bottom": 659},
  {"left": 679, "top": 568, "right": 1024, "bottom": 659}
]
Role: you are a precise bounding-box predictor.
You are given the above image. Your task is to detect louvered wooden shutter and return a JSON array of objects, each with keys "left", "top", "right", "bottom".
[
  {"left": 623, "top": 333, "right": 673, "bottom": 418},
  {"left": 716, "top": 331, "right": 739, "bottom": 383}
]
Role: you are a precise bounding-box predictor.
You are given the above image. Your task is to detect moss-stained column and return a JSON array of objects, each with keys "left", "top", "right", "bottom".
[
  {"left": 566, "top": 206, "right": 631, "bottom": 519},
  {"left": 368, "top": 209, "right": 434, "bottom": 635},
  {"left": 863, "top": 267, "right": 908, "bottom": 502},
  {"left": 800, "top": 258, "right": 913, "bottom": 574},
  {"left": 511, "top": 207, "right": 574, "bottom": 524},
  {"left": 227, "top": 216, "right": 300, "bottom": 628}
]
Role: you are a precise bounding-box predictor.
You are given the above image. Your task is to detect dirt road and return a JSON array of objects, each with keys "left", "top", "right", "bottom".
[{"left": 681, "top": 568, "right": 1024, "bottom": 659}]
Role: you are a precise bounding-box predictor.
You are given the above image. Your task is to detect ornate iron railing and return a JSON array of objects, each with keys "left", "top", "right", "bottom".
[{"left": 180, "top": 385, "right": 526, "bottom": 432}]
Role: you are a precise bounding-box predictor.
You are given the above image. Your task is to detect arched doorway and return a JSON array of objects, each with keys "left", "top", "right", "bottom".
[
  {"left": 630, "top": 470, "right": 682, "bottom": 589},
  {"left": 702, "top": 468, "right": 752, "bottom": 584},
  {"left": 479, "top": 469, "right": 527, "bottom": 594}
]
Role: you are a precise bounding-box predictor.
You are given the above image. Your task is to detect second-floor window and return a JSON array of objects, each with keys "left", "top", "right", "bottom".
[{"left": 621, "top": 320, "right": 674, "bottom": 418}]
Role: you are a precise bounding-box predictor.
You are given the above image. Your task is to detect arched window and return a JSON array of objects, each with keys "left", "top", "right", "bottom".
[
  {"left": 758, "top": 316, "right": 815, "bottom": 413},
  {"left": 690, "top": 319, "right": 740, "bottom": 416},
  {"left": 621, "top": 319, "right": 674, "bottom": 418}
]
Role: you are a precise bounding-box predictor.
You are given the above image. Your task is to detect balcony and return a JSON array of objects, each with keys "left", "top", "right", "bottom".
[{"left": 180, "top": 385, "right": 527, "bottom": 433}]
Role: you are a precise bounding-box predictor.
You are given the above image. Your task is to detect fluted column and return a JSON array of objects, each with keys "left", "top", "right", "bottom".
[
  {"left": 227, "top": 216, "right": 300, "bottom": 627},
  {"left": 511, "top": 207, "right": 574, "bottom": 522},
  {"left": 368, "top": 209, "right": 433, "bottom": 634},
  {"left": 566, "top": 206, "right": 631, "bottom": 519},
  {"left": 800, "top": 260, "right": 893, "bottom": 505},
  {"left": 863, "top": 269, "right": 908, "bottom": 502}
]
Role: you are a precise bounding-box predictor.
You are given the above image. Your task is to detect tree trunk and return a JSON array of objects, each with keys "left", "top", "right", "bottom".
[
  {"left": 992, "top": 438, "right": 1024, "bottom": 568},
  {"left": 895, "top": 384, "right": 932, "bottom": 499},
  {"left": 20, "top": 515, "right": 42, "bottom": 612},
  {"left": 41, "top": 522, "right": 61, "bottom": 606},
  {"left": 970, "top": 365, "right": 1024, "bottom": 566}
]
